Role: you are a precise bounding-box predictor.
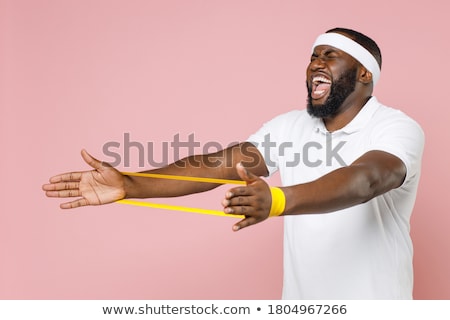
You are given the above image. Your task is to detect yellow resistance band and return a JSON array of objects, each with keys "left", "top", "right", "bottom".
[
  {"left": 116, "top": 199, "right": 245, "bottom": 219},
  {"left": 269, "top": 187, "right": 286, "bottom": 217},
  {"left": 117, "top": 172, "right": 285, "bottom": 219},
  {"left": 117, "top": 172, "right": 246, "bottom": 219}
]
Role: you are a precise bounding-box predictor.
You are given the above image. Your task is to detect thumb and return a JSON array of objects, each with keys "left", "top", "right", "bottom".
[
  {"left": 80, "top": 149, "right": 104, "bottom": 170},
  {"left": 236, "top": 162, "right": 258, "bottom": 185}
]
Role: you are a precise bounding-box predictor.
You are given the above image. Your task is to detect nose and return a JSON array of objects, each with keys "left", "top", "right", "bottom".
[{"left": 309, "top": 56, "right": 326, "bottom": 71}]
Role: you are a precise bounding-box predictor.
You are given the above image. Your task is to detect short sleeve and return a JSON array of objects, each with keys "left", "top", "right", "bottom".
[{"left": 369, "top": 112, "right": 425, "bottom": 185}]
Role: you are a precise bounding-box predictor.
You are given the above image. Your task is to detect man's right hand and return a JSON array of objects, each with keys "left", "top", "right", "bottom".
[{"left": 42, "top": 149, "right": 126, "bottom": 209}]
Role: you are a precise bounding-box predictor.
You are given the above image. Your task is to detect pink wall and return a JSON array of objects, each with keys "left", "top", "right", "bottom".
[{"left": 1, "top": 0, "right": 449, "bottom": 299}]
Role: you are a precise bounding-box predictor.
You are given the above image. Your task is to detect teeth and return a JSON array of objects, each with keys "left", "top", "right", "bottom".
[{"left": 313, "top": 76, "right": 331, "bottom": 84}]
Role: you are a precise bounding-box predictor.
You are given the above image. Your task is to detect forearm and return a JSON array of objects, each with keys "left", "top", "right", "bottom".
[
  {"left": 124, "top": 156, "right": 233, "bottom": 198},
  {"left": 124, "top": 142, "right": 266, "bottom": 199}
]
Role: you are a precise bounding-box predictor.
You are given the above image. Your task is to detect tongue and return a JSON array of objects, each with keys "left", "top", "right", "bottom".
[
  {"left": 316, "top": 83, "right": 330, "bottom": 92},
  {"left": 312, "top": 83, "right": 331, "bottom": 99}
]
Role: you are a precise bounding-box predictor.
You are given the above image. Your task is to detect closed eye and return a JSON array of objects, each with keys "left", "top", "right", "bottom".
[
  {"left": 323, "top": 49, "right": 339, "bottom": 58},
  {"left": 311, "top": 48, "right": 341, "bottom": 61}
]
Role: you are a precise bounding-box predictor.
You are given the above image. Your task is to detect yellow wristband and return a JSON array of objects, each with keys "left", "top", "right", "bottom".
[{"left": 269, "top": 187, "right": 285, "bottom": 217}]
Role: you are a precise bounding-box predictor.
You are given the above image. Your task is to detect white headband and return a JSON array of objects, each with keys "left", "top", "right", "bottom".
[{"left": 312, "top": 33, "right": 381, "bottom": 85}]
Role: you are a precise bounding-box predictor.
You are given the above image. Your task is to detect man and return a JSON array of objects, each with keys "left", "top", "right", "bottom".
[{"left": 43, "top": 28, "right": 424, "bottom": 299}]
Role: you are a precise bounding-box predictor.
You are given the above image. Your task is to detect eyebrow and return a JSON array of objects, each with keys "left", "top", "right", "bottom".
[{"left": 312, "top": 47, "right": 341, "bottom": 56}]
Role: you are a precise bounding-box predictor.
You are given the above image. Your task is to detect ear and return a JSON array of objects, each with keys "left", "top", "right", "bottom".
[{"left": 359, "top": 66, "right": 373, "bottom": 84}]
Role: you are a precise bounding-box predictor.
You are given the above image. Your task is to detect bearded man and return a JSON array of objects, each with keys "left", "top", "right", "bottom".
[{"left": 43, "top": 28, "right": 424, "bottom": 299}]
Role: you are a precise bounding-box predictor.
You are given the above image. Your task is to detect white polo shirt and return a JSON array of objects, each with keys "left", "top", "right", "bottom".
[{"left": 248, "top": 97, "right": 424, "bottom": 299}]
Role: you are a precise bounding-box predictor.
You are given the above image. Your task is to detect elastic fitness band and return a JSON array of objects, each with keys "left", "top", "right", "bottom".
[{"left": 116, "top": 172, "right": 285, "bottom": 218}]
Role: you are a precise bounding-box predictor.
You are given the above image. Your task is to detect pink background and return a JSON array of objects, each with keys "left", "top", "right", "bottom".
[{"left": 1, "top": 0, "right": 449, "bottom": 299}]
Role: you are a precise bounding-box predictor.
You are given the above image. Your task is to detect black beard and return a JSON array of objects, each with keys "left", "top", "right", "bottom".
[{"left": 306, "top": 68, "right": 357, "bottom": 118}]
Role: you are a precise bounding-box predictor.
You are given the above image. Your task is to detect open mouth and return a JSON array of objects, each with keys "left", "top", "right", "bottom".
[{"left": 311, "top": 75, "right": 331, "bottom": 100}]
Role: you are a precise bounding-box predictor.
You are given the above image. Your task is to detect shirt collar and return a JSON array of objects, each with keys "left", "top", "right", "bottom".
[{"left": 313, "top": 96, "right": 381, "bottom": 134}]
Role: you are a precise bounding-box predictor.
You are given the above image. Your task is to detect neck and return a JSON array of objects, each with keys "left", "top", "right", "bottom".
[{"left": 323, "top": 95, "right": 371, "bottom": 132}]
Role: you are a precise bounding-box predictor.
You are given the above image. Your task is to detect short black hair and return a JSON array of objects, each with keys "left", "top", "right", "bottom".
[{"left": 326, "top": 27, "right": 382, "bottom": 70}]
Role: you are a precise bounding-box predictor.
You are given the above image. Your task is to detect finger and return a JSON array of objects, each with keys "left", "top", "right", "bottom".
[
  {"left": 236, "top": 162, "right": 259, "bottom": 184},
  {"left": 233, "top": 216, "right": 258, "bottom": 232},
  {"left": 60, "top": 198, "right": 89, "bottom": 209},
  {"left": 45, "top": 189, "right": 82, "bottom": 198},
  {"left": 224, "top": 186, "right": 253, "bottom": 200},
  {"left": 48, "top": 172, "right": 83, "bottom": 183},
  {"left": 42, "top": 182, "right": 80, "bottom": 191},
  {"left": 224, "top": 203, "right": 253, "bottom": 215},
  {"left": 81, "top": 149, "right": 104, "bottom": 170},
  {"left": 222, "top": 194, "right": 253, "bottom": 208}
]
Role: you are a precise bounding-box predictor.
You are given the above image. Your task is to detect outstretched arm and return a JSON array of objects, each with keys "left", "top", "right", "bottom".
[
  {"left": 281, "top": 150, "right": 406, "bottom": 215},
  {"left": 42, "top": 142, "right": 268, "bottom": 209},
  {"left": 223, "top": 150, "right": 407, "bottom": 231}
]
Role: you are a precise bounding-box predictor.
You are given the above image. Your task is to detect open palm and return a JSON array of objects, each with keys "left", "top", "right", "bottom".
[{"left": 43, "top": 149, "right": 126, "bottom": 209}]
